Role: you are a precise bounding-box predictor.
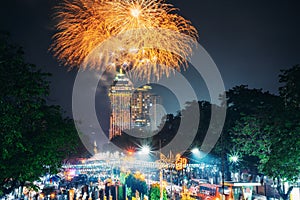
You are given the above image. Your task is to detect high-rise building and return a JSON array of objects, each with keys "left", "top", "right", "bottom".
[
  {"left": 108, "top": 69, "right": 134, "bottom": 140},
  {"left": 108, "top": 71, "right": 161, "bottom": 140},
  {"left": 131, "top": 85, "right": 160, "bottom": 130}
]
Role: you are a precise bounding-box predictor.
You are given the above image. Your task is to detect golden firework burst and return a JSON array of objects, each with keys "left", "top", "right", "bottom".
[{"left": 51, "top": 0, "right": 198, "bottom": 80}]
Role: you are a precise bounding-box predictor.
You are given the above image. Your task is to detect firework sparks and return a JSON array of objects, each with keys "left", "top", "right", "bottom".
[{"left": 51, "top": 0, "right": 198, "bottom": 80}]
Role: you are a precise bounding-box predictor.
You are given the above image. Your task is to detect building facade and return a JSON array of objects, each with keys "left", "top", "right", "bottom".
[
  {"left": 108, "top": 69, "right": 134, "bottom": 140},
  {"left": 109, "top": 72, "right": 161, "bottom": 140},
  {"left": 131, "top": 85, "right": 156, "bottom": 127}
]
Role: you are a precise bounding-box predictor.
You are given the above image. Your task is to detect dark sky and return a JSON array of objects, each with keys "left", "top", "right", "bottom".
[
  {"left": 170, "top": 0, "right": 300, "bottom": 92},
  {"left": 1, "top": 0, "right": 300, "bottom": 142},
  {"left": 1, "top": 0, "right": 299, "bottom": 110}
]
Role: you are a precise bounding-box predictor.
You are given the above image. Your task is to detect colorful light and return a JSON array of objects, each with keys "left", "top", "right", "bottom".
[
  {"left": 126, "top": 146, "right": 136, "bottom": 155},
  {"left": 130, "top": 8, "right": 141, "bottom": 18},
  {"left": 51, "top": 0, "right": 198, "bottom": 80}
]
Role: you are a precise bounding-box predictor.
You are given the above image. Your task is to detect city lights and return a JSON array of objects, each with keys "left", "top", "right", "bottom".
[
  {"left": 127, "top": 149, "right": 135, "bottom": 156},
  {"left": 191, "top": 147, "right": 200, "bottom": 154},
  {"left": 139, "top": 145, "right": 151, "bottom": 155},
  {"left": 230, "top": 155, "right": 239, "bottom": 163},
  {"left": 228, "top": 152, "right": 240, "bottom": 163}
]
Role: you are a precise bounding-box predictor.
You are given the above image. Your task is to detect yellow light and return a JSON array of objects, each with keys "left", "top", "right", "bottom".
[
  {"left": 182, "top": 157, "right": 187, "bottom": 168},
  {"left": 130, "top": 8, "right": 140, "bottom": 18},
  {"left": 128, "top": 150, "right": 134, "bottom": 155},
  {"left": 162, "top": 180, "right": 167, "bottom": 187},
  {"left": 50, "top": 193, "right": 56, "bottom": 199},
  {"left": 51, "top": 0, "right": 198, "bottom": 81}
]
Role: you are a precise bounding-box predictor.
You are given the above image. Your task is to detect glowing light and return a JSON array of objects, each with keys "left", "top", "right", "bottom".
[
  {"left": 126, "top": 146, "right": 136, "bottom": 155},
  {"left": 191, "top": 147, "right": 200, "bottom": 154},
  {"left": 139, "top": 145, "right": 151, "bottom": 154},
  {"left": 51, "top": 0, "right": 198, "bottom": 80},
  {"left": 230, "top": 155, "right": 239, "bottom": 163},
  {"left": 50, "top": 193, "right": 56, "bottom": 199},
  {"left": 175, "top": 156, "right": 187, "bottom": 170},
  {"left": 228, "top": 152, "right": 240, "bottom": 163},
  {"left": 130, "top": 8, "right": 140, "bottom": 18}
]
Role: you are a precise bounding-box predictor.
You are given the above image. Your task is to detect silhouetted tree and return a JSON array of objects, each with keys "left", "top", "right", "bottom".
[{"left": 0, "top": 32, "right": 81, "bottom": 195}]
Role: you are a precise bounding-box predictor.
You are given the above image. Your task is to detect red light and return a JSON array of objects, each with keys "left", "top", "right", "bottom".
[{"left": 126, "top": 146, "right": 136, "bottom": 155}]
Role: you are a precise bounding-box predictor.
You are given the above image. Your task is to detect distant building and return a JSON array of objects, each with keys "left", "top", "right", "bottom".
[
  {"left": 108, "top": 69, "right": 134, "bottom": 140},
  {"left": 131, "top": 85, "right": 158, "bottom": 128},
  {"left": 108, "top": 71, "right": 161, "bottom": 140}
]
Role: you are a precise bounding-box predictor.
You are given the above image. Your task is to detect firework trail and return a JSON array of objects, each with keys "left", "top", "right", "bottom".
[{"left": 51, "top": 0, "right": 198, "bottom": 80}]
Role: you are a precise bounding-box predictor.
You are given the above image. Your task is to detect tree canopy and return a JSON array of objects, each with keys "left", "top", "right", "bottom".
[
  {"left": 0, "top": 32, "right": 81, "bottom": 195},
  {"left": 124, "top": 172, "right": 148, "bottom": 198},
  {"left": 279, "top": 64, "right": 300, "bottom": 108},
  {"left": 224, "top": 67, "right": 300, "bottom": 200},
  {"left": 227, "top": 74, "right": 300, "bottom": 182}
]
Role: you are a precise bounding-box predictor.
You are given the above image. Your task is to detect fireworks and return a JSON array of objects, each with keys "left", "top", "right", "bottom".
[{"left": 51, "top": 0, "right": 198, "bottom": 80}]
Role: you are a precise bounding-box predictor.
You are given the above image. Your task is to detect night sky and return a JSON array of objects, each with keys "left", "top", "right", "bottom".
[{"left": 1, "top": 0, "right": 300, "bottom": 147}]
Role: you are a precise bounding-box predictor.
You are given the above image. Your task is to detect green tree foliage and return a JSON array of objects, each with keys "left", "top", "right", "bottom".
[
  {"left": 225, "top": 85, "right": 280, "bottom": 141},
  {"left": 149, "top": 183, "right": 167, "bottom": 200},
  {"left": 231, "top": 114, "right": 300, "bottom": 180},
  {"left": 231, "top": 109, "right": 300, "bottom": 200},
  {"left": 125, "top": 172, "right": 148, "bottom": 198},
  {"left": 229, "top": 71, "right": 300, "bottom": 200},
  {"left": 0, "top": 32, "right": 80, "bottom": 195},
  {"left": 279, "top": 64, "right": 300, "bottom": 108}
]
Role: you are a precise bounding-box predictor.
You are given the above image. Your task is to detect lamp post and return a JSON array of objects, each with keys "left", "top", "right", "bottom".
[
  {"left": 138, "top": 145, "right": 151, "bottom": 189},
  {"left": 191, "top": 147, "right": 200, "bottom": 155},
  {"left": 139, "top": 146, "right": 151, "bottom": 155},
  {"left": 228, "top": 153, "right": 239, "bottom": 181},
  {"left": 190, "top": 147, "right": 208, "bottom": 181}
]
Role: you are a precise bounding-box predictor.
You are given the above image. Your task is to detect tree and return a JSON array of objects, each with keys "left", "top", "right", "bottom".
[
  {"left": 230, "top": 77, "right": 300, "bottom": 200},
  {"left": 149, "top": 183, "right": 167, "bottom": 200},
  {"left": 231, "top": 112, "right": 300, "bottom": 199},
  {"left": 208, "top": 85, "right": 281, "bottom": 180},
  {"left": 0, "top": 32, "right": 81, "bottom": 196},
  {"left": 125, "top": 172, "right": 148, "bottom": 199},
  {"left": 279, "top": 64, "right": 300, "bottom": 108}
]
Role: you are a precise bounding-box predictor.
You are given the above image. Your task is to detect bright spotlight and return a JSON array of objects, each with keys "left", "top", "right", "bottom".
[
  {"left": 140, "top": 145, "right": 150, "bottom": 155},
  {"left": 229, "top": 155, "right": 239, "bottom": 163},
  {"left": 191, "top": 147, "right": 200, "bottom": 154}
]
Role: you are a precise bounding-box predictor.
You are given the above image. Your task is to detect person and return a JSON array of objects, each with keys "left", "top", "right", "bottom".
[{"left": 239, "top": 193, "right": 244, "bottom": 200}]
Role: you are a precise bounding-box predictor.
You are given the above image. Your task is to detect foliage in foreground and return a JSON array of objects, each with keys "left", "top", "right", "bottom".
[
  {"left": 125, "top": 171, "right": 148, "bottom": 199},
  {"left": 0, "top": 32, "right": 81, "bottom": 195},
  {"left": 149, "top": 183, "right": 167, "bottom": 200},
  {"left": 227, "top": 65, "right": 300, "bottom": 200}
]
